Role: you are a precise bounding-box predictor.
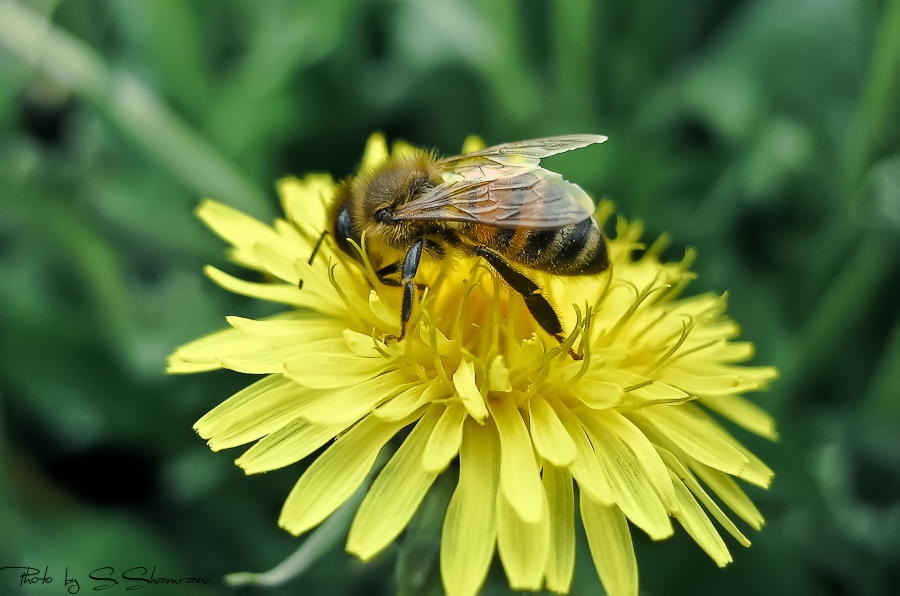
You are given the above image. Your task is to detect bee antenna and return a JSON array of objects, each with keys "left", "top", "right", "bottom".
[{"left": 299, "top": 230, "right": 329, "bottom": 290}]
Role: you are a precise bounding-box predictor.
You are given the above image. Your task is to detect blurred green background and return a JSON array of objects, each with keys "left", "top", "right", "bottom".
[{"left": 1, "top": 0, "right": 899, "bottom": 594}]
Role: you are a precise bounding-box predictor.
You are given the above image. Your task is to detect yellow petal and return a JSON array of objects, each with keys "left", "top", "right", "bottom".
[
  {"left": 361, "top": 133, "right": 389, "bottom": 172},
  {"left": 196, "top": 376, "right": 320, "bottom": 450},
  {"left": 591, "top": 410, "right": 679, "bottom": 513},
  {"left": 293, "top": 250, "right": 341, "bottom": 299},
  {"left": 253, "top": 242, "right": 303, "bottom": 285},
  {"left": 375, "top": 382, "right": 444, "bottom": 422},
  {"left": 168, "top": 325, "right": 245, "bottom": 373},
  {"left": 284, "top": 341, "right": 394, "bottom": 389},
  {"left": 580, "top": 498, "right": 638, "bottom": 596},
  {"left": 461, "top": 135, "right": 486, "bottom": 153},
  {"left": 347, "top": 406, "right": 440, "bottom": 560},
  {"left": 224, "top": 315, "right": 341, "bottom": 338},
  {"left": 542, "top": 464, "right": 575, "bottom": 594},
  {"left": 277, "top": 174, "right": 333, "bottom": 234},
  {"left": 226, "top": 245, "right": 260, "bottom": 270},
  {"left": 489, "top": 356, "right": 512, "bottom": 392},
  {"left": 689, "top": 461, "right": 765, "bottom": 529},
  {"left": 496, "top": 484, "right": 549, "bottom": 591},
  {"left": 583, "top": 412, "right": 673, "bottom": 541},
  {"left": 166, "top": 358, "right": 224, "bottom": 374},
  {"left": 218, "top": 346, "right": 304, "bottom": 374},
  {"left": 624, "top": 381, "right": 690, "bottom": 406},
  {"left": 391, "top": 140, "right": 416, "bottom": 158},
  {"left": 278, "top": 413, "right": 413, "bottom": 536},
  {"left": 169, "top": 322, "right": 286, "bottom": 373},
  {"left": 441, "top": 418, "right": 499, "bottom": 596},
  {"left": 572, "top": 379, "right": 624, "bottom": 409},
  {"left": 235, "top": 416, "right": 351, "bottom": 474},
  {"left": 553, "top": 402, "right": 615, "bottom": 504},
  {"left": 205, "top": 265, "right": 316, "bottom": 309},
  {"left": 368, "top": 289, "right": 396, "bottom": 328},
  {"left": 670, "top": 470, "right": 732, "bottom": 567},
  {"left": 194, "top": 374, "right": 288, "bottom": 434},
  {"left": 295, "top": 371, "right": 415, "bottom": 424},
  {"left": 529, "top": 395, "right": 577, "bottom": 467},
  {"left": 634, "top": 404, "right": 749, "bottom": 476},
  {"left": 196, "top": 199, "right": 282, "bottom": 254},
  {"left": 700, "top": 394, "right": 778, "bottom": 440},
  {"left": 171, "top": 314, "right": 335, "bottom": 374},
  {"left": 657, "top": 447, "right": 750, "bottom": 546},
  {"left": 342, "top": 329, "right": 387, "bottom": 357},
  {"left": 422, "top": 404, "right": 467, "bottom": 473},
  {"left": 658, "top": 368, "right": 740, "bottom": 396},
  {"left": 491, "top": 395, "right": 544, "bottom": 523},
  {"left": 680, "top": 404, "right": 774, "bottom": 487},
  {"left": 453, "top": 359, "right": 488, "bottom": 422}
]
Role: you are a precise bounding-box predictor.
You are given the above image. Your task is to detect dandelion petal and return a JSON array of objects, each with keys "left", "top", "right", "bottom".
[
  {"left": 670, "top": 470, "right": 732, "bottom": 567},
  {"left": 492, "top": 395, "right": 545, "bottom": 524},
  {"left": 277, "top": 175, "right": 331, "bottom": 233},
  {"left": 422, "top": 405, "right": 466, "bottom": 473},
  {"left": 361, "top": 133, "right": 389, "bottom": 171},
  {"left": 205, "top": 265, "right": 307, "bottom": 307},
  {"left": 585, "top": 414, "right": 673, "bottom": 541},
  {"left": 296, "top": 372, "right": 413, "bottom": 424},
  {"left": 581, "top": 497, "right": 638, "bottom": 596},
  {"left": 529, "top": 395, "right": 577, "bottom": 467},
  {"left": 201, "top": 377, "right": 320, "bottom": 450},
  {"left": 196, "top": 199, "right": 281, "bottom": 255},
  {"left": 496, "top": 486, "right": 549, "bottom": 590},
  {"left": 347, "top": 407, "right": 440, "bottom": 560},
  {"left": 235, "top": 417, "right": 350, "bottom": 474},
  {"left": 452, "top": 359, "right": 488, "bottom": 422},
  {"left": 441, "top": 419, "right": 499, "bottom": 596},
  {"left": 689, "top": 461, "right": 765, "bottom": 529},
  {"left": 573, "top": 379, "right": 624, "bottom": 409},
  {"left": 489, "top": 356, "right": 512, "bottom": 392},
  {"left": 285, "top": 344, "right": 393, "bottom": 389},
  {"left": 635, "top": 405, "right": 748, "bottom": 476},
  {"left": 279, "top": 414, "right": 412, "bottom": 536},
  {"left": 543, "top": 464, "right": 575, "bottom": 594},
  {"left": 700, "top": 394, "right": 778, "bottom": 440},
  {"left": 554, "top": 403, "right": 615, "bottom": 505},
  {"left": 658, "top": 447, "right": 750, "bottom": 546},
  {"left": 594, "top": 410, "right": 679, "bottom": 513},
  {"left": 374, "top": 382, "right": 440, "bottom": 422},
  {"left": 194, "top": 374, "right": 290, "bottom": 434}
]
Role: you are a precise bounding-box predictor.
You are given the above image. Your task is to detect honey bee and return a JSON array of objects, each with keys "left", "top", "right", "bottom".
[{"left": 314, "top": 134, "right": 609, "bottom": 348}]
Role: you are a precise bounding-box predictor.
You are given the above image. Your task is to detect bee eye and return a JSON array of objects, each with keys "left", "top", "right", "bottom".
[{"left": 375, "top": 209, "right": 396, "bottom": 225}]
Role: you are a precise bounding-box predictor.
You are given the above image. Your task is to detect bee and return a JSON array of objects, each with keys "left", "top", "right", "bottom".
[{"left": 313, "top": 134, "right": 609, "bottom": 349}]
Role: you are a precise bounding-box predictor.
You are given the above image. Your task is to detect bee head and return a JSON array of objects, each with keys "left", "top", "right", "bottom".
[{"left": 354, "top": 152, "right": 435, "bottom": 225}]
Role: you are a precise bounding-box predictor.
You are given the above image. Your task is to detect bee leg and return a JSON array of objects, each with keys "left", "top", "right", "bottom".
[
  {"left": 298, "top": 231, "right": 329, "bottom": 290},
  {"left": 384, "top": 239, "right": 424, "bottom": 345},
  {"left": 474, "top": 246, "right": 582, "bottom": 360},
  {"left": 376, "top": 261, "right": 402, "bottom": 278},
  {"left": 377, "top": 262, "right": 428, "bottom": 292},
  {"left": 375, "top": 261, "right": 403, "bottom": 287}
]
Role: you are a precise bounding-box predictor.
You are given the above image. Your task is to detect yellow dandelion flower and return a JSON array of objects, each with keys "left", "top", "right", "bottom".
[{"left": 168, "top": 134, "right": 778, "bottom": 596}]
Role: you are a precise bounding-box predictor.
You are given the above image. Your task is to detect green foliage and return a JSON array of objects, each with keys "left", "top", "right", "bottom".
[{"left": 0, "top": 0, "right": 898, "bottom": 594}]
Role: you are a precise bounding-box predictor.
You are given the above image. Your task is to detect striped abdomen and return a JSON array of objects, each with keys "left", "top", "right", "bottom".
[{"left": 462, "top": 217, "right": 609, "bottom": 275}]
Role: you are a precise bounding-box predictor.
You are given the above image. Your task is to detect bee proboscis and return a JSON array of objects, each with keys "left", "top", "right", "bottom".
[{"left": 312, "top": 134, "right": 610, "bottom": 354}]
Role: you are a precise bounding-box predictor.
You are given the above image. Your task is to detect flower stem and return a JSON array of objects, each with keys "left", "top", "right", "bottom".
[
  {"left": 224, "top": 447, "right": 392, "bottom": 588},
  {"left": 0, "top": 0, "right": 272, "bottom": 220},
  {"left": 840, "top": 0, "right": 900, "bottom": 207}
]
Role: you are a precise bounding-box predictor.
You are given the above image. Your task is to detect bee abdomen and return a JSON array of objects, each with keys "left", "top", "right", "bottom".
[{"left": 517, "top": 217, "right": 608, "bottom": 275}]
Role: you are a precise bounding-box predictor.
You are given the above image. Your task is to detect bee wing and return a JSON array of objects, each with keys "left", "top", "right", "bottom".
[
  {"left": 391, "top": 167, "right": 595, "bottom": 230},
  {"left": 438, "top": 134, "right": 607, "bottom": 170}
]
